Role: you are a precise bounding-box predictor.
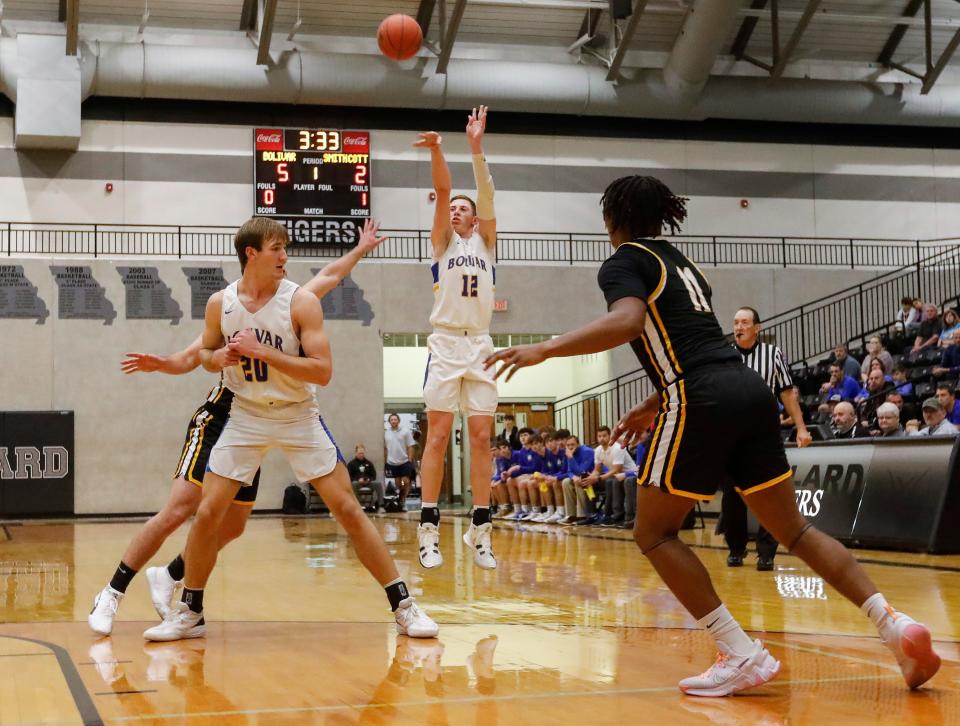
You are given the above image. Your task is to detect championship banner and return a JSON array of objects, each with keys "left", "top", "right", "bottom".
[
  {"left": 749, "top": 437, "right": 960, "bottom": 553},
  {"left": 0, "top": 411, "right": 74, "bottom": 516}
]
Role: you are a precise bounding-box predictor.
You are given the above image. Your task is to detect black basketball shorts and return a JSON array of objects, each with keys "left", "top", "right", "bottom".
[
  {"left": 173, "top": 401, "right": 260, "bottom": 505},
  {"left": 637, "top": 362, "right": 791, "bottom": 500}
]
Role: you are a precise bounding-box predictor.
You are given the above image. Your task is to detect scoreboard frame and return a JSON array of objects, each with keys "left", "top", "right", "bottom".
[{"left": 252, "top": 127, "right": 372, "bottom": 246}]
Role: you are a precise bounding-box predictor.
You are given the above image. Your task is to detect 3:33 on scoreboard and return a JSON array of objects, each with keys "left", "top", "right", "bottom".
[{"left": 253, "top": 128, "right": 371, "bottom": 245}]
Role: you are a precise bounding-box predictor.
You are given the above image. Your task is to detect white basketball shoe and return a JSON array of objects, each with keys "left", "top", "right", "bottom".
[
  {"left": 394, "top": 597, "right": 440, "bottom": 638},
  {"left": 145, "top": 566, "right": 179, "bottom": 619},
  {"left": 679, "top": 639, "right": 780, "bottom": 697},
  {"left": 463, "top": 522, "right": 497, "bottom": 570},
  {"left": 143, "top": 601, "right": 206, "bottom": 642},
  {"left": 88, "top": 586, "right": 123, "bottom": 636},
  {"left": 417, "top": 523, "right": 443, "bottom": 569},
  {"left": 881, "top": 611, "right": 941, "bottom": 689}
]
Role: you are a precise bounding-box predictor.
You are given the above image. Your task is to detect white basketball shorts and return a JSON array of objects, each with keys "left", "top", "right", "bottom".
[
  {"left": 207, "top": 402, "right": 342, "bottom": 485},
  {"left": 423, "top": 332, "right": 498, "bottom": 417}
]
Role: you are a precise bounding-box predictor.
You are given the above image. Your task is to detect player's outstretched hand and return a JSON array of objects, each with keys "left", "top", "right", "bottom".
[
  {"left": 121, "top": 352, "right": 164, "bottom": 374},
  {"left": 466, "top": 105, "right": 488, "bottom": 145},
  {"left": 611, "top": 398, "right": 659, "bottom": 448},
  {"left": 483, "top": 343, "right": 547, "bottom": 382},
  {"left": 413, "top": 131, "right": 442, "bottom": 149},
  {"left": 357, "top": 219, "right": 389, "bottom": 254}
]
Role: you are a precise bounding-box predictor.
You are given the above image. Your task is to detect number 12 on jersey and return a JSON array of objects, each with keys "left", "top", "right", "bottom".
[{"left": 461, "top": 274, "right": 478, "bottom": 298}]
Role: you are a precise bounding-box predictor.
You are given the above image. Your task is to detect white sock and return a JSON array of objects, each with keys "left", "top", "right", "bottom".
[
  {"left": 861, "top": 592, "right": 897, "bottom": 636},
  {"left": 557, "top": 507, "right": 566, "bottom": 516},
  {"left": 421, "top": 501, "right": 438, "bottom": 509},
  {"left": 698, "top": 604, "right": 755, "bottom": 656},
  {"left": 545, "top": 506, "right": 555, "bottom": 514},
  {"left": 522, "top": 505, "right": 530, "bottom": 512}
]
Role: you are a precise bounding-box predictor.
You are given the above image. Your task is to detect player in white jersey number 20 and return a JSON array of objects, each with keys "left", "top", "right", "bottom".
[
  {"left": 143, "top": 217, "right": 437, "bottom": 642},
  {"left": 412, "top": 106, "right": 499, "bottom": 572}
]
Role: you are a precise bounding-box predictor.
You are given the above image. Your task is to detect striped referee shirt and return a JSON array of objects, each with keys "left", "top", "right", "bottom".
[{"left": 735, "top": 342, "right": 794, "bottom": 397}]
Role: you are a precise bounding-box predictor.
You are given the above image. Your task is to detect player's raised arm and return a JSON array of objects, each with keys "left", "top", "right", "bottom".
[
  {"left": 413, "top": 131, "right": 453, "bottom": 257},
  {"left": 301, "top": 219, "right": 389, "bottom": 298},
  {"left": 121, "top": 335, "right": 204, "bottom": 375},
  {"left": 466, "top": 105, "right": 496, "bottom": 250},
  {"left": 230, "top": 288, "right": 332, "bottom": 386}
]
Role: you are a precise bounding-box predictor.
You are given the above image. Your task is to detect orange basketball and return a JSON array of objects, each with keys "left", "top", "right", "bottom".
[{"left": 377, "top": 14, "right": 422, "bottom": 61}]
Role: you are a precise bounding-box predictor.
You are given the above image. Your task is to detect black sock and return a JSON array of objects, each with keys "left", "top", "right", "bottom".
[
  {"left": 167, "top": 554, "right": 185, "bottom": 581},
  {"left": 472, "top": 507, "right": 491, "bottom": 526},
  {"left": 109, "top": 561, "right": 138, "bottom": 594},
  {"left": 385, "top": 580, "right": 410, "bottom": 611},
  {"left": 420, "top": 507, "right": 441, "bottom": 526},
  {"left": 181, "top": 587, "right": 204, "bottom": 614}
]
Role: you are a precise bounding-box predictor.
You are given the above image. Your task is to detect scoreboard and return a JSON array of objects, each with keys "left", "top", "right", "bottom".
[{"left": 253, "top": 127, "right": 371, "bottom": 245}]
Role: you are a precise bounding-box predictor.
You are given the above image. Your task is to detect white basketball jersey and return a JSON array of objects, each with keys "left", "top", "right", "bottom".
[
  {"left": 429, "top": 230, "right": 495, "bottom": 332},
  {"left": 220, "top": 278, "right": 311, "bottom": 411}
]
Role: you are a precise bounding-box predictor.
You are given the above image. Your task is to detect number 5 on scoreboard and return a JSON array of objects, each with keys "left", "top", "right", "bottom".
[{"left": 276, "top": 162, "right": 289, "bottom": 182}]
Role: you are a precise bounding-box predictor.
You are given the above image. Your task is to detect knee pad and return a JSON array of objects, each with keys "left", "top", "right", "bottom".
[
  {"left": 787, "top": 522, "right": 815, "bottom": 551},
  {"left": 640, "top": 534, "right": 679, "bottom": 555}
]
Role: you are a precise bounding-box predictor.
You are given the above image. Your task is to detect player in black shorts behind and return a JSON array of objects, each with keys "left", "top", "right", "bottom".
[{"left": 485, "top": 175, "right": 940, "bottom": 697}]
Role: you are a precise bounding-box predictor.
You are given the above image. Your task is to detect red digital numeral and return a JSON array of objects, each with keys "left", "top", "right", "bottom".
[
  {"left": 361, "top": 192, "right": 368, "bottom": 206},
  {"left": 354, "top": 164, "right": 368, "bottom": 185},
  {"left": 276, "top": 163, "right": 289, "bottom": 182},
  {"left": 263, "top": 189, "right": 274, "bottom": 205}
]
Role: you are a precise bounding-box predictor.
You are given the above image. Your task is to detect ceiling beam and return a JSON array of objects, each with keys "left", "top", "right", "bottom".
[
  {"left": 255, "top": 0, "right": 278, "bottom": 66},
  {"left": 64, "top": 0, "right": 80, "bottom": 56},
  {"left": 770, "top": 0, "right": 821, "bottom": 78},
  {"left": 878, "top": 0, "right": 925, "bottom": 65},
  {"left": 416, "top": 0, "right": 438, "bottom": 38},
  {"left": 436, "top": 0, "right": 467, "bottom": 74},
  {"left": 922, "top": 27, "right": 960, "bottom": 93},
  {"left": 607, "top": 0, "right": 650, "bottom": 81},
  {"left": 730, "top": 0, "right": 768, "bottom": 59}
]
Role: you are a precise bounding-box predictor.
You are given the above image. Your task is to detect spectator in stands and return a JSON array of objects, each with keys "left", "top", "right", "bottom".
[
  {"left": 819, "top": 363, "right": 860, "bottom": 406},
  {"left": 940, "top": 309, "right": 960, "bottom": 348},
  {"left": 584, "top": 426, "right": 634, "bottom": 527},
  {"left": 911, "top": 304, "right": 942, "bottom": 354},
  {"left": 832, "top": 401, "right": 870, "bottom": 439},
  {"left": 886, "top": 391, "right": 905, "bottom": 411},
  {"left": 874, "top": 403, "right": 905, "bottom": 438},
  {"left": 496, "top": 414, "right": 521, "bottom": 451},
  {"left": 538, "top": 432, "right": 569, "bottom": 523},
  {"left": 935, "top": 382, "right": 960, "bottom": 425},
  {"left": 906, "top": 398, "right": 960, "bottom": 436},
  {"left": 891, "top": 363, "right": 913, "bottom": 396},
  {"left": 491, "top": 442, "right": 517, "bottom": 518},
  {"left": 560, "top": 435, "right": 596, "bottom": 525},
  {"left": 346, "top": 444, "right": 384, "bottom": 513},
  {"left": 384, "top": 413, "right": 416, "bottom": 508},
  {"left": 867, "top": 357, "right": 893, "bottom": 383},
  {"left": 856, "top": 368, "right": 891, "bottom": 430},
  {"left": 505, "top": 432, "right": 543, "bottom": 520},
  {"left": 934, "top": 335, "right": 960, "bottom": 379},
  {"left": 831, "top": 343, "right": 862, "bottom": 380},
  {"left": 896, "top": 296, "right": 921, "bottom": 335},
  {"left": 860, "top": 336, "right": 894, "bottom": 380}
]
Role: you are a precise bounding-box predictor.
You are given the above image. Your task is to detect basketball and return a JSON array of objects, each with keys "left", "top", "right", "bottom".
[{"left": 377, "top": 14, "right": 422, "bottom": 61}]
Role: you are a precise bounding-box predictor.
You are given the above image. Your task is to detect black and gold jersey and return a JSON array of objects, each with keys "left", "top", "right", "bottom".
[{"left": 597, "top": 238, "right": 740, "bottom": 390}]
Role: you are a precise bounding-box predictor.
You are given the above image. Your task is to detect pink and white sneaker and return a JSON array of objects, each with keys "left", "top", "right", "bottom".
[
  {"left": 679, "top": 640, "right": 780, "bottom": 697},
  {"left": 882, "top": 611, "right": 941, "bottom": 689}
]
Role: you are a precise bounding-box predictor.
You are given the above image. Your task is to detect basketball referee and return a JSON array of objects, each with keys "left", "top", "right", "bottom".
[{"left": 722, "top": 307, "right": 812, "bottom": 571}]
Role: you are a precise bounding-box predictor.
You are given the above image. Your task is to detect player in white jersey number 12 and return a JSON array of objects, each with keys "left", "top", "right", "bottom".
[
  {"left": 143, "top": 217, "right": 437, "bottom": 641},
  {"left": 413, "top": 106, "right": 498, "bottom": 571}
]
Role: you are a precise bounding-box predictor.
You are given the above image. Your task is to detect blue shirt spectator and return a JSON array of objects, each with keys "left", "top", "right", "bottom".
[
  {"left": 563, "top": 440, "right": 595, "bottom": 478},
  {"left": 492, "top": 445, "right": 513, "bottom": 482},
  {"left": 543, "top": 448, "right": 567, "bottom": 478},
  {"left": 822, "top": 363, "right": 861, "bottom": 402},
  {"left": 935, "top": 344, "right": 960, "bottom": 380},
  {"left": 510, "top": 447, "right": 543, "bottom": 476}
]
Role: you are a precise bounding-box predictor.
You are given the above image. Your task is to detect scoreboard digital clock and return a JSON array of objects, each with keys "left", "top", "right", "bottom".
[{"left": 253, "top": 127, "right": 371, "bottom": 245}]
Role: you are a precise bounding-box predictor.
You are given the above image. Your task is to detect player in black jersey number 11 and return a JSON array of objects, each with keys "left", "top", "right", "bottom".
[{"left": 484, "top": 175, "right": 940, "bottom": 697}]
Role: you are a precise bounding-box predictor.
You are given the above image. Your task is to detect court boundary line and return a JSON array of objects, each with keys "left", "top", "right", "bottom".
[
  {"left": 0, "top": 635, "right": 103, "bottom": 725},
  {"left": 99, "top": 673, "right": 904, "bottom": 722}
]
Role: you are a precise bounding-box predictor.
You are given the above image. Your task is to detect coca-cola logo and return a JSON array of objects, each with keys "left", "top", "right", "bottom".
[
  {"left": 343, "top": 134, "right": 368, "bottom": 146},
  {"left": 257, "top": 132, "right": 282, "bottom": 144}
]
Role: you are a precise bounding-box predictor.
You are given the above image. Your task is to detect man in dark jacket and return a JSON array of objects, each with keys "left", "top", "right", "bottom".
[{"left": 347, "top": 444, "right": 384, "bottom": 513}]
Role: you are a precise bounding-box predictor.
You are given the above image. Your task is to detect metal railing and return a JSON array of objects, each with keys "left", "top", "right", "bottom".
[
  {"left": 553, "top": 237, "right": 960, "bottom": 440},
  {"left": 3, "top": 221, "right": 957, "bottom": 269}
]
